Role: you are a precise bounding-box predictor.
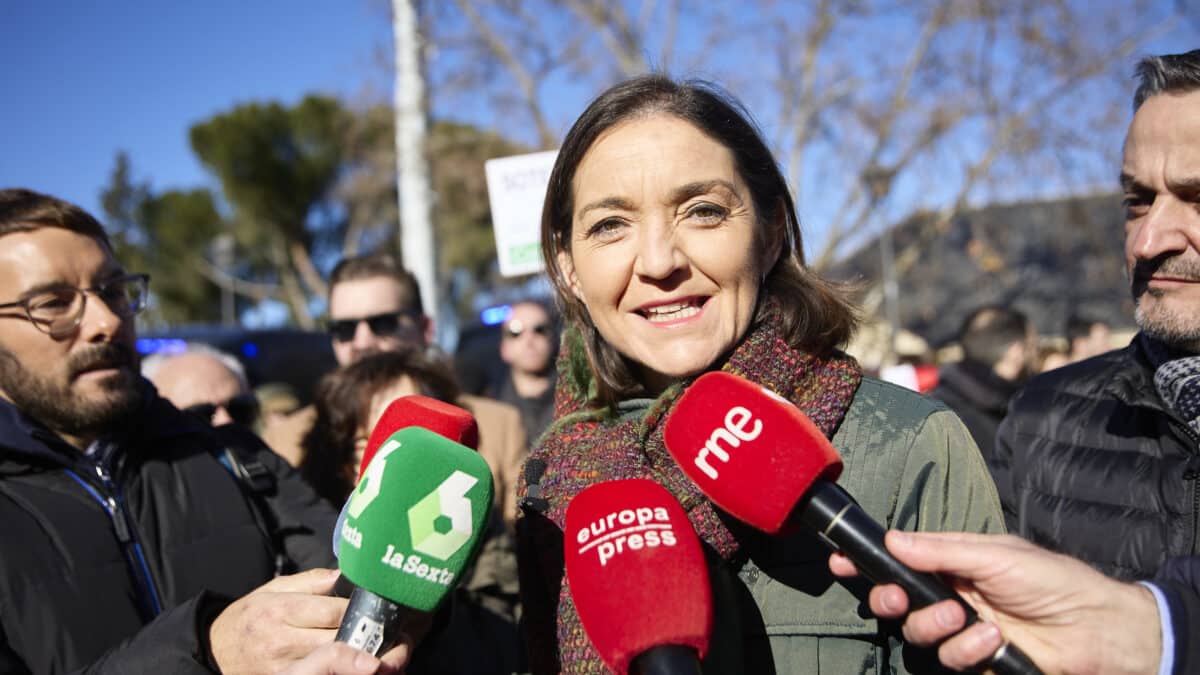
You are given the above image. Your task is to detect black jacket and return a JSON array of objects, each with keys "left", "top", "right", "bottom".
[
  {"left": 0, "top": 381, "right": 336, "bottom": 674},
  {"left": 928, "top": 359, "right": 1019, "bottom": 462},
  {"left": 994, "top": 338, "right": 1200, "bottom": 580}
]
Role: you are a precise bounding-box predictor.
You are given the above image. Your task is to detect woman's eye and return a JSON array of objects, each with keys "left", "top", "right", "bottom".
[
  {"left": 687, "top": 203, "right": 728, "bottom": 223},
  {"left": 585, "top": 218, "right": 625, "bottom": 239}
]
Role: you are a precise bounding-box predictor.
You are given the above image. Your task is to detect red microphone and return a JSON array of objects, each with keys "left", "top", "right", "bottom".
[
  {"left": 564, "top": 479, "right": 711, "bottom": 675},
  {"left": 357, "top": 395, "right": 479, "bottom": 479},
  {"left": 662, "top": 372, "right": 1042, "bottom": 675},
  {"left": 333, "top": 395, "right": 480, "bottom": 564}
]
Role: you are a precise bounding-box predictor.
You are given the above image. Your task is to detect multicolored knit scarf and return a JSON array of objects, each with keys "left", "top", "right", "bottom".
[
  {"left": 523, "top": 308, "right": 862, "bottom": 673},
  {"left": 1142, "top": 333, "right": 1200, "bottom": 433}
]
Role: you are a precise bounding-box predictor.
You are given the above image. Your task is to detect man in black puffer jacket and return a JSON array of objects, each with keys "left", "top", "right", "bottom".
[
  {"left": 994, "top": 50, "right": 1200, "bottom": 581},
  {"left": 0, "top": 189, "right": 371, "bottom": 674}
]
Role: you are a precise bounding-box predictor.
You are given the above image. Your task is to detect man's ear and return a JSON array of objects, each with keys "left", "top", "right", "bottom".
[{"left": 557, "top": 251, "right": 584, "bottom": 303}]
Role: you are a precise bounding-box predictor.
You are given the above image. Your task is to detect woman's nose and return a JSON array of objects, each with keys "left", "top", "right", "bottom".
[{"left": 633, "top": 224, "right": 686, "bottom": 280}]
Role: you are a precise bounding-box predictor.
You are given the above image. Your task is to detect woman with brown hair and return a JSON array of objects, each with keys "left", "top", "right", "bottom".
[
  {"left": 518, "top": 75, "right": 1005, "bottom": 673},
  {"left": 299, "top": 347, "right": 459, "bottom": 506}
]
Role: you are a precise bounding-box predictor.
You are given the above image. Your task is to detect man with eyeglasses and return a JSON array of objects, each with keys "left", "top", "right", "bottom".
[
  {"left": 493, "top": 300, "right": 557, "bottom": 442},
  {"left": 0, "top": 189, "right": 400, "bottom": 674}
]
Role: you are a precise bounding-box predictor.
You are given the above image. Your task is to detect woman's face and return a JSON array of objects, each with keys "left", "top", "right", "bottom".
[{"left": 561, "top": 114, "right": 776, "bottom": 392}]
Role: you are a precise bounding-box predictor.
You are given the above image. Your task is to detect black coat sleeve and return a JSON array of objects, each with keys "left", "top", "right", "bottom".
[{"left": 67, "top": 592, "right": 231, "bottom": 675}]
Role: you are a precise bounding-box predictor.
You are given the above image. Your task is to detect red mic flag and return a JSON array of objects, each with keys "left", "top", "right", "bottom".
[
  {"left": 358, "top": 395, "right": 479, "bottom": 479},
  {"left": 662, "top": 371, "right": 842, "bottom": 533},
  {"left": 564, "top": 479, "right": 711, "bottom": 675}
]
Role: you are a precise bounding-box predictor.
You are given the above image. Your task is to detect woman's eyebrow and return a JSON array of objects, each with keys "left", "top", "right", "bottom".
[
  {"left": 576, "top": 195, "right": 636, "bottom": 219},
  {"left": 668, "top": 180, "right": 740, "bottom": 204}
]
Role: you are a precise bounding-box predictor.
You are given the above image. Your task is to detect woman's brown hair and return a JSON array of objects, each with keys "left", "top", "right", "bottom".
[{"left": 540, "top": 75, "right": 859, "bottom": 407}]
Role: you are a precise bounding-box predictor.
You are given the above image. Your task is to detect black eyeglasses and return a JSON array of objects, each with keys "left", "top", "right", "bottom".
[
  {"left": 327, "top": 311, "right": 419, "bottom": 343},
  {"left": 0, "top": 273, "right": 149, "bottom": 338},
  {"left": 183, "top": 393, "right": 260, "bottom": 427},
  {"left": 503, "top": 320, "right": 552, "bottom": 339}
]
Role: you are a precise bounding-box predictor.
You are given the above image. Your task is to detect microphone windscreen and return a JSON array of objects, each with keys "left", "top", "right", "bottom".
[
  {"left": 358, "top": 395, "right": 479, "bottom": 479},
  {"left": 564, "top": 479, "right": 711, "bottom": 674},
  {"left": 662, "top": 371, "right": 843, "bottom": 534},
  {"left": 338, "top": 426, "right": 494, "bottom": 612}
]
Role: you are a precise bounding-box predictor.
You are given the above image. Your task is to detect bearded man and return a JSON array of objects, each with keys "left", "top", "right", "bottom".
[
  {"left": 0, "top": 189, "right": 406, "bottom": 674},
  {"left": 992, "top": 50, "right": 1200, "bottom": 581}
]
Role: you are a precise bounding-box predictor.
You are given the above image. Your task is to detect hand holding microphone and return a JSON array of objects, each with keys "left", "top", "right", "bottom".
[
  {"left": 830, "top": 531, "right": 1166, "bottom": 675},
  {"left": 334, "top": 425, "right": 494, "bottom": 656},
  {"left": 662, "top": 372, "right": 1043, "bottom": 675},
  {"left": 564, "top": 479, "right": 711, "bottom": 675}
]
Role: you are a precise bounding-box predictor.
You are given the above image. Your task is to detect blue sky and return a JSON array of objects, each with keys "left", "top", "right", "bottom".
[
  {"left": 1, "top": 1, "right": 392, "bottom": 217},
  {"left": 3, "top": 1, "right": 1197, "bottom": 239}
]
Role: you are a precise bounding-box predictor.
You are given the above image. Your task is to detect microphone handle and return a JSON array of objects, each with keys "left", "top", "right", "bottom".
[
  {"left": 799, "top": 481, "right": 1044, "bottom": 675},
  {"left": 334, "top": 586, "right": 410, "bottom": 656},
  {"left": 631, "top": 645, "right": 702, "bottom": 675}
]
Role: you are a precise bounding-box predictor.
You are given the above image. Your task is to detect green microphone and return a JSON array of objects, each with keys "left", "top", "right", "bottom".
[{"left": 334, "top": 426, "right": 495, "bottom": 655}]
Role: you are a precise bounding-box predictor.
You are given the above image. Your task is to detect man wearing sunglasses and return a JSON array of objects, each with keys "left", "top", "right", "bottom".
[
  {"left": 265, "top": 253, "right": 529, "bottom": 527},
  {"left": 0, "top": 190, "right": 388, "bottom": 674},
  {"left": 142, "top": 344, "right": 260, "bottom": 429},
  {"left": 494, "top": 300, "right": 557, "bottom": 442}
]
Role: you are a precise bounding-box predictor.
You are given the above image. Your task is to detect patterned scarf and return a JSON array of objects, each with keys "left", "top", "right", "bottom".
[
  {"left": 1142, "top": 333, "right": 1200, "bottom": 433},
  {"left": 523, "top": 308, "right": 863, "bottom": 673}
]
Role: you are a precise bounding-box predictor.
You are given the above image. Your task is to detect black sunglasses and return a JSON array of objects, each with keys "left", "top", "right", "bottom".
[
  {"left": 504, "top": 320, "right": 552, "bottom": 339},
  {"left": 184, "top": 393, "right": 260, "bottom": 427},
  {"left": 327, "top": 311, "right": 418, "bottom": 343}
]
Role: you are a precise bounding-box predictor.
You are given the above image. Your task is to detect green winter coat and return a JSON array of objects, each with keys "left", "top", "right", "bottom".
[{"left": 698, "top": 376, "right": 1006, "bottom": 674}]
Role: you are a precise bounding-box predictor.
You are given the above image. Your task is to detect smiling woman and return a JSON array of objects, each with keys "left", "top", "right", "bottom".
[{"left": 517, "top": 76, "right": 1007, "bottom": 674}]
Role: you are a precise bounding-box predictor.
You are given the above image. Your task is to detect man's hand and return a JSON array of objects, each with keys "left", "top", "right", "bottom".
[
  {"left": 278, "top": 641, "right": 412, "bottom": 675},
  {"left": 209, "top": 569, "right": 352, "bottom": 675},
  {"left": 828, "top": 531, "right": 1162, "bottom": 675}
]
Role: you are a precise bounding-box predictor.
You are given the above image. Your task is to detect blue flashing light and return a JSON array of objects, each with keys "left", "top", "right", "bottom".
[
  {"left": 136, "top": 338, "right": 188, "bottom": 355},
  {"left": 241, "top": 342, "right": 259, "bottom": 358},
  {"left": 481, "top": 305, "right": 512, "bottom": 326}
]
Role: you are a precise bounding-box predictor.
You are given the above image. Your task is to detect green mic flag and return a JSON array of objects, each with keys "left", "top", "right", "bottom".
[{"left": 337, "top": 426, "right": 495, "bottom": 612}]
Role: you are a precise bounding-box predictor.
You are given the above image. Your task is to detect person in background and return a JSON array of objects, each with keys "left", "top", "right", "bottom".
[
  {"left": 299, "top": 348, "right": 524, "bottom": 675},
  {"left": 265, "top": 253, "right": 528, "bottom": 525},
  {"left": 0, "top": 188, "right": 384, "bottom": 674},
  {"left": 1065, "top": 313, "right": 1113, "bottom": 363},
  {"left": 492, "top": 300, "right": 558, "bottom": 442},
  {"left": 1037, "top": 340, "right": 1072, "bottom": 373},
  {"left": 518, "top": 75, "right": 1003, "bottom": 673},
  {"left": 828, "top": 530, "right": 1199, "bottom": 675},
  {"left": 928, "top": 305, "right": 1036, "bottom": 462},
  {"left": 993, "top": 50, "right": 1200, "bottom": 580},
  {"left": 299, "top": 348, "right": 460, "bottom": 506},
  {"left": 142, "top": 343, "right": 260, "bottom": 429},
  {"left": 255, "top": 381, "right": 303, "bottom": 442}
]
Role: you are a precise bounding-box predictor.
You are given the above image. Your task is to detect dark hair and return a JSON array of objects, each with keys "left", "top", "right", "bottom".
[
  {"left": 328, "top": 253, "right": 423, "bottom": 315},
  {"left": 959, "top": 305, "right": 1031, "bottom": 367},
  {"left": 1133, "top": 49, "right": 1200, "bottom": 110},
  {"left": 0, "top": 188, "right": 111, "bottom": 248},
  {"left": 541, "top": 74, "right": 858, "bottom": 407},
  {"left": 1065, "top": 314, "right": 1106, "bottom": 342},
  {"left": 299, "top": 347, "right": 459, "bottom": 505}
]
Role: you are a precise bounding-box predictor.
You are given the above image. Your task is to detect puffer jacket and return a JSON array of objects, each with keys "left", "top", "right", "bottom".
[
  {"left": 0, "top": 381, "right": 336, "bottom": 674},
  {"left": 993, "top": 337, "right": 1200, "bottom": 581},
  {"left": 519, "top": 377, "right": 1006, "bottom": 674}
]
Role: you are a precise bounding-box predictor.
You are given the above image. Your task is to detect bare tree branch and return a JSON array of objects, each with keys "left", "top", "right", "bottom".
[{"left": 450, "top": 0, "right": 558, "bottom": 147}]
